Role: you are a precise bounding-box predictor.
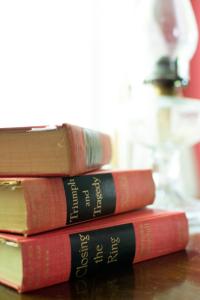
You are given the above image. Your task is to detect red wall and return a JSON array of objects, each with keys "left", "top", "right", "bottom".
[
  {"left": 184, "top": 0, "right": 200, "bottom": 99},
  {"left": 184, "top": 1, "right": 200, "bottom": 194}
]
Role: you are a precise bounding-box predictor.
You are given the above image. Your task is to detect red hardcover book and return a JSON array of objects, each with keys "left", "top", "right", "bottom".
[
  {"left": 0, "top": 209, "right": 188, "bottom": 293},
  {"left": 0, "top": 169, "right": 155, "bottom": 235},
  {"left": 0, "top": 123, "right": 111, "bottom": 176}
]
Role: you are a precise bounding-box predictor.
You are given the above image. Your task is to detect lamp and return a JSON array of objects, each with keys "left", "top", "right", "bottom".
[
  {"left": 129, "top": 0, "right": 200, "bottom": 226},
  {"left": 137, "top": 0, "right": 198, "bottom": 87}
]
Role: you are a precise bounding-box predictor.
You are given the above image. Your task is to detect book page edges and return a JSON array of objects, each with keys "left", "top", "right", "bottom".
[
  {"left": 0, "top": 240, "right": 22, "bottom": 292},
  {"left": 0, "top": 183, "right": 27, "bottom": 233},
  {"left": 0, "top": 210, "right": 188, "bottom": 292},
  {"left": 0, "top": 127, "right": 70, "bottom": 176}
]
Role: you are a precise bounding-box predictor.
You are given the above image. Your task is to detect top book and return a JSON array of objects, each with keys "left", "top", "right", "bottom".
[{"left": 0, "top": 123, "right": 112, "bottom": 176}]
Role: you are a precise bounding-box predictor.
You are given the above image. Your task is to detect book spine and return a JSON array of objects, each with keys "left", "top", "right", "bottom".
[
  {"left": 113, "top": 170, "right": 155, "bottom": 214},
  {"left": 63, "top": 170, "right": 155, "bottom": 225},
  {"left": 133, "top": 213, "right": 188, "bottom": 263},
  {"left": 64, "top": 124, "right": 112, "bottom": 176},
  {"left": 20, "top": 212, "right": 188, "bottom": 292},
  {"left": 24, "top": 170, "right": 154, "bottom": 234}
]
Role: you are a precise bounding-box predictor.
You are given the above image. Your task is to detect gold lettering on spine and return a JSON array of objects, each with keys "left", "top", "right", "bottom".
[
  {"left": 93, "top": 244, "right": 104, "bottom": 264},
  {"left": 26, "top": 245, "right": 34, "bottom": 286},
  {"left": 118, "top": 175, "right": 129, "bottom": 210},
  {"left": 35, "top": 245, "right": 42, "bottom": 285},
  {"left": 139, "top": 222, "right": 152, "bottom": 257},
  {"left": 92, "top": 176, "right": 103, "bottom": 217},
  {"left": 82, "top": 190, "right": 91, "bottom": 207},
  {"left": 67, "top": 178, "right": 79, "bottom": 223},
  {"left": 75, "top": 234, "right": 90, "bottom": 278},
  {"left": 44, "top": 249, "right": 50, "bottom": 279},
  {"left": 107, "top": 237, "right": 120, "bottom": 264},
  {"left": 74, "top": 229, "right": 124, "bottom": 279}
]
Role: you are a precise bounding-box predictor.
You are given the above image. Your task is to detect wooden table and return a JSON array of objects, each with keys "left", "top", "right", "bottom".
[{"left": 0, "top": 230, "right": 200, "bottom": 299}]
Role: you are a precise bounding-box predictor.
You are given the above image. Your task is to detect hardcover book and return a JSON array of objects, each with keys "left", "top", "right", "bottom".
[
  {"left": 0, "top": 169, "right": 155, "bottom": 235},
  {"left": 0, "top": 209, "right": 188, "bottom": 292},
  {"left": 0, "top": 123, "right": 112, "bottom": 176}
]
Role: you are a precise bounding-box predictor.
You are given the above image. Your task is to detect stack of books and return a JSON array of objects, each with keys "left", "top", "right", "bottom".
[{"left": 0, "top": 123, "right": 189, "bottom": 293}]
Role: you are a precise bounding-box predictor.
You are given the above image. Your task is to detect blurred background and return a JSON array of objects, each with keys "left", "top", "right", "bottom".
[
  {"left": 0, "top": 0, "right": 200, "bottom": 197},
  {"left": 1, "top": 1, "right": 199, "bottom": 126}
]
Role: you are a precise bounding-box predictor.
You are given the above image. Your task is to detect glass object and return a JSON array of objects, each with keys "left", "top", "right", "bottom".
[
  {"left": 130, "top": 0, "right": 200, "bottom": 229},
  {"left": 134, "top": 0, "right": 198, "bottom": 85}
]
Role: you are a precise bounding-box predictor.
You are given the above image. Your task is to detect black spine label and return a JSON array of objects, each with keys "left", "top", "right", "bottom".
[
  {"left": 69, "top": 223, "right": 135, "bottom": 279},
  {"left": 63, "top": 173, "right": 116, "bottom": 224}
]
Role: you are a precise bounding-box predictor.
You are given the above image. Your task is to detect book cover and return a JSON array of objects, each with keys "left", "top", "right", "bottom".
[
  {"left": 0, "top": 208, "right": 188, "bottom": 292},
  {"left": 0, "top": 123, "right": 112, "bottom": 176},
  {"left": 0, "top": 169, "right": 155, "bottom": 235}
]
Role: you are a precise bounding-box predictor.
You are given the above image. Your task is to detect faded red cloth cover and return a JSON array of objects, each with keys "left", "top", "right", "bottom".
[
  {"left": 184, "top": 0, "right": 200, "bottom": 99},
  {"left": 1, "top": 169, "right": 155, "bottom": 235},
  {"left": 0, "top": 123, "right": 112, "bottom": 177},
  {"left": 0, "top": 209, "right": 188, "bottom": 292},
  {"left": 63, "top": 124, "right": 112, "bottom": 176}
]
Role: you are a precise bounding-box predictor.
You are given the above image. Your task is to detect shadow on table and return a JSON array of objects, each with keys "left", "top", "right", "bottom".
[{"left": 0, "top": 250, "right": 191, "bottom": 300}]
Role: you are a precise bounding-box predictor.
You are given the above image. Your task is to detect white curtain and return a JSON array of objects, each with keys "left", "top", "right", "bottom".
[
  {"left": 0, "top": 0, "right": 94, "bottom": 128},
  {"left": 93, "top": 0, "right": 139, "bottom": 132},
  {"left": 0, "top": 0, "right": 139, "bottom": 134}
]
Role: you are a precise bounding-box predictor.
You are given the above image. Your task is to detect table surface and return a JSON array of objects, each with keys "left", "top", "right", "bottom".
[{"left": 1, "top": 229, "right": 200, "bottom": 300}]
